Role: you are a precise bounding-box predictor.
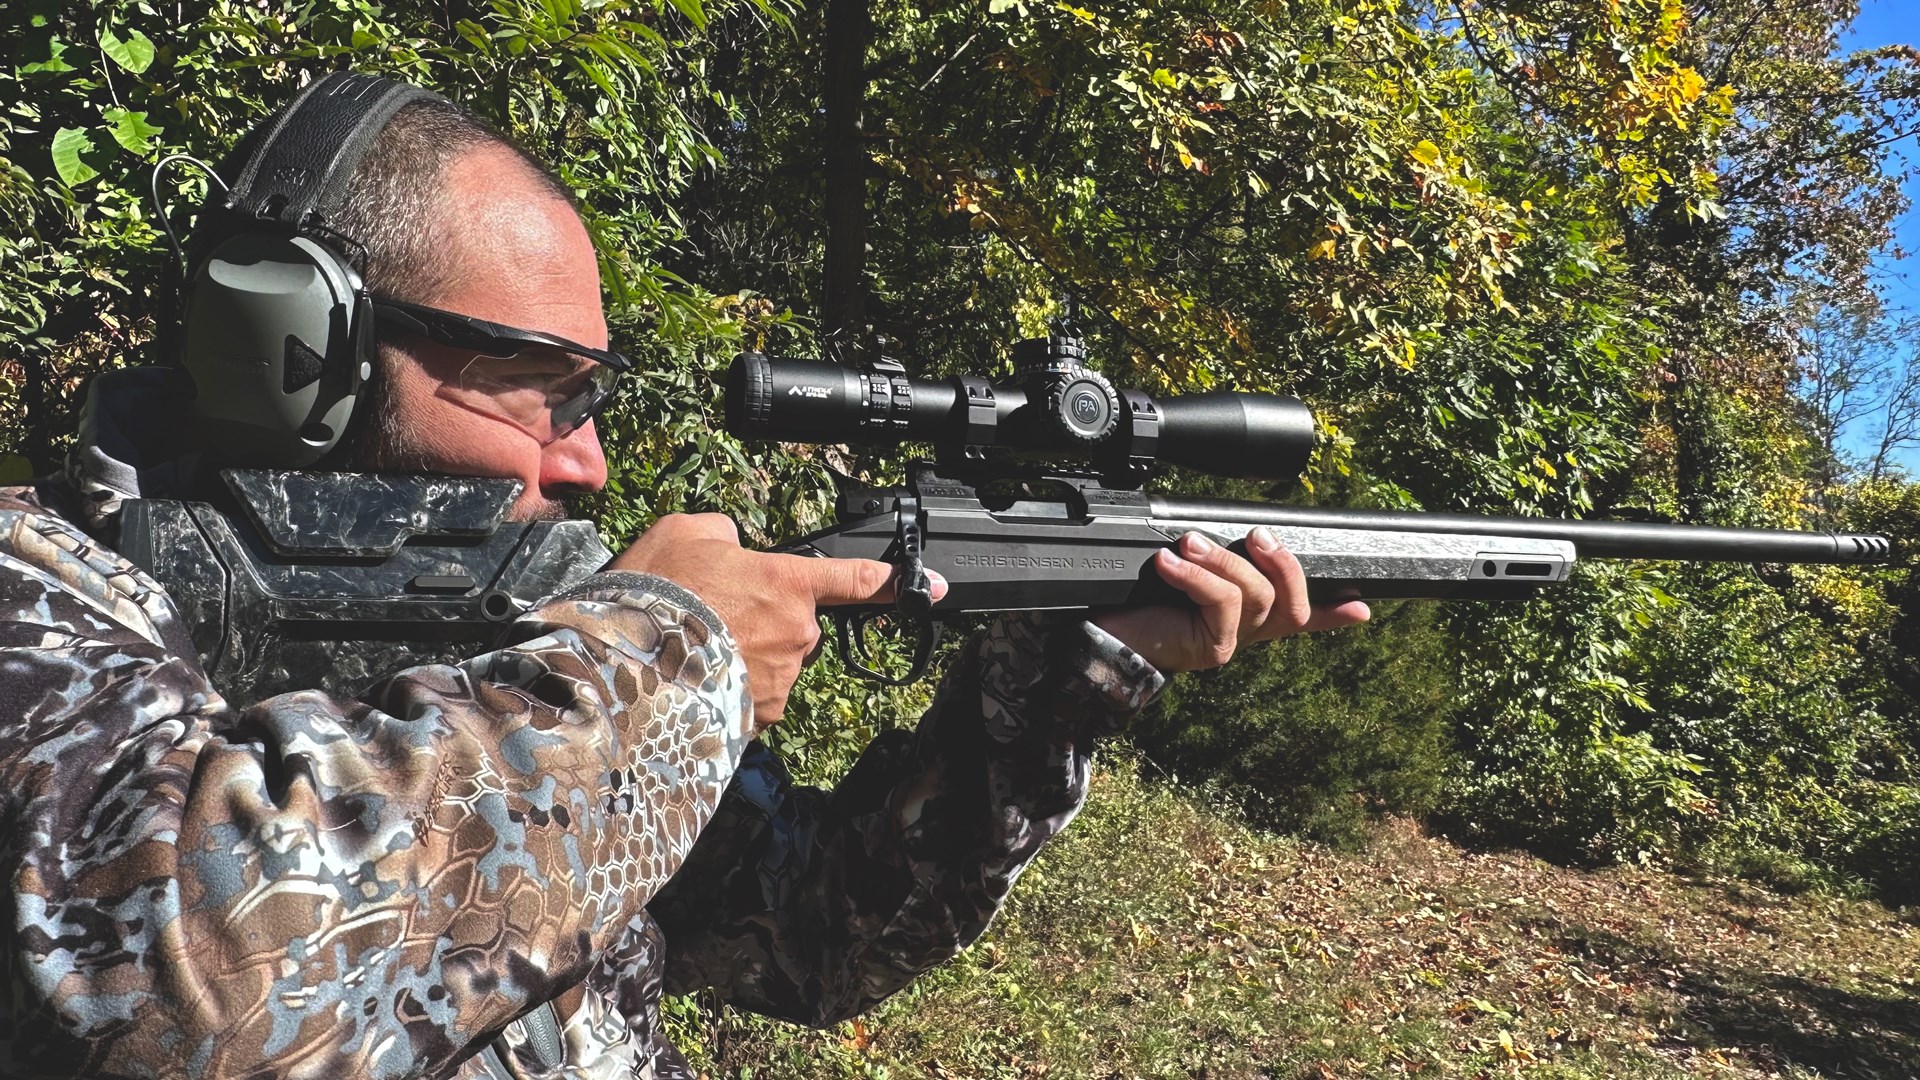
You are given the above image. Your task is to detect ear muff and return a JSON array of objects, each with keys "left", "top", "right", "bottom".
[
  {"left": 175, "top": 72, "right": 444, "bottom": 469},
  {"left": 179, "top": 231, "right": 373, "bottom": 467}
]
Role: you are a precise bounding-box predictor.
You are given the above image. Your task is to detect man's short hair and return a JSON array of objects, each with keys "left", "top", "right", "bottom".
[
  {"left": 331, "top": 97, "right": 577, "bottom": 304},
  {"left": 195, "top": 90, "right": 576, "bottom": 305},
  {"left": 187, "top": 85, "right": 576, "bottom": 305}
]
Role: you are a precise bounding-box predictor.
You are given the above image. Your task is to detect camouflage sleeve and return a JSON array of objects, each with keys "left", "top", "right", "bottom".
[
  {"left": 651, "top": 612, "right": 1165, "bottom": 1025},
  {"left": 0, "top": 491, "right": 752, "bottom": 1080}
]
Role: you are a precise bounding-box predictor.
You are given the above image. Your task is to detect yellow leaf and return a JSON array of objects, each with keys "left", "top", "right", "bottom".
[
  {"left": 1410, "top": 139, "right": 1441, "bottom": 166},
  {"left": 1308, "top": 238, "right": 1337, "bottom": 260}
]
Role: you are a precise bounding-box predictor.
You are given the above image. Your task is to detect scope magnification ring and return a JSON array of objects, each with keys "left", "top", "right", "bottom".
[{"left": 1046, "top": 370, "right": 1122, "bottom": 444}]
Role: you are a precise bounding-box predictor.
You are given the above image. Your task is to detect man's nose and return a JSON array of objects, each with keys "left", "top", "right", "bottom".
[{"left": 539, "top": 418, "right": 609, "bottom": 497}]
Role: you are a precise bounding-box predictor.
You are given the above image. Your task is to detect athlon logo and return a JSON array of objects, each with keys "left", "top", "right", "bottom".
[{"left": 787, "top": 385, "right": 831, "bottom": 399}]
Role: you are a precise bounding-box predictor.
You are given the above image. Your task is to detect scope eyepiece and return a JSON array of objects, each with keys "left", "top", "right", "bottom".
[{"left": 723, "top": 337, "right": 1317, "bottom": 482}]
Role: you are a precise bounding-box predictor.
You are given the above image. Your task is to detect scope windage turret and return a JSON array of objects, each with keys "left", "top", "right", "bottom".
[{"left": 723, "top": 338, "right": 1317, "bottom": 481}]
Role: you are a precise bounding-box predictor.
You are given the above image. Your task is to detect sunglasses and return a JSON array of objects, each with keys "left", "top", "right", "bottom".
[{"left": 371, "top": 297, "right": 634, "bottom": 444}]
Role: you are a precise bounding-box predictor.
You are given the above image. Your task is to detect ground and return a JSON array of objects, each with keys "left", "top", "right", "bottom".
[{"left": 667, "top": 759, "right": 1920, "bottom": 1079}]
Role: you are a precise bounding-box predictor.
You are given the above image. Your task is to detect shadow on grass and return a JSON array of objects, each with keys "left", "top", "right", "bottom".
[{"left": 1526, "top": 918, "right": 1920, "bottom": 1079}]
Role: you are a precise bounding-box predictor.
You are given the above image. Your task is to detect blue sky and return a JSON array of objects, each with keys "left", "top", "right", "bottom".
[{"left": 1835, "top": 1, "right": 1919, "bottom": 473}]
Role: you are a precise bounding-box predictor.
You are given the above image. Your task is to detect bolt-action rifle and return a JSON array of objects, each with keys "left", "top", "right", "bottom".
[
  {"left": 115, "top": 335, "right": 1896, "bottom": 702},
  {"left": 724, "top": 336, "right": 1895, "bottom": 684}
]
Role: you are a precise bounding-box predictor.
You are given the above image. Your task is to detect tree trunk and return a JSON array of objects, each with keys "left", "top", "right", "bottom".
[
  {"left": 822, "top": 0, "right": 871, "bottom": 363},
  {"left": 21, "top": 347, "right": 50, "bottom": 478}
]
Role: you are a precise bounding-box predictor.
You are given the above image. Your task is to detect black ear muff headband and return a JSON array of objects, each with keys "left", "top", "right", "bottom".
[{"left": 178, "top": 72, "right": 446, "bottom": 468}]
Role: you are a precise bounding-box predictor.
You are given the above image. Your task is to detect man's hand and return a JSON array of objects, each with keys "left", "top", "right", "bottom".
[
  {"left": 1092, "top": 527, "right": 1369, "bottom": 673},
  {"left": 609, "top": 514, "right": 945, "bottom": 726}
]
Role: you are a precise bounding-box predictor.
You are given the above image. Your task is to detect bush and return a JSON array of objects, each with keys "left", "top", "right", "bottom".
[
  {"left": 1439, "top": 540, "right": 1920, "bottom": 901},
  {"left": 1844, "top": 785, "right": 1920, "bottom": 907},
  {"left": 1131, "top": 600, "right": 1458, "bottom": 847}
]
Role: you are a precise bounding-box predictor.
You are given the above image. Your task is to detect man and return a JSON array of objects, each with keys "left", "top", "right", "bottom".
[{"left": 0, "top": 76, "right": 1367, "bottom": 1079}]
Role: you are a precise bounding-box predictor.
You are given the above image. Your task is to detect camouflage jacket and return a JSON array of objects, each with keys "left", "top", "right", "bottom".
[{"left": 0, "top": 376, "right": 1166, "bottom": 1079}]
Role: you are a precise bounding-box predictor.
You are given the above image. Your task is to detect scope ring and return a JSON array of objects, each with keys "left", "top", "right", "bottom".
[{"left": 1045, "top": 370, "right": 1122, "bottom": 445}]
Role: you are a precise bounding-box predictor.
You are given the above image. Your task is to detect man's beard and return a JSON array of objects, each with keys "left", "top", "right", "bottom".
[
  {"left": 338, "top": 370, "right": 573, "bottom": 522},
  {"left": 517, "top": 494, "right": 572, "bottom": 521}
]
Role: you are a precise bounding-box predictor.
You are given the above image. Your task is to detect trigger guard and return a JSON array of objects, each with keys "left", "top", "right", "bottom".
[{"left": 833, "top": 611, "right": 940, "bottom": 685}]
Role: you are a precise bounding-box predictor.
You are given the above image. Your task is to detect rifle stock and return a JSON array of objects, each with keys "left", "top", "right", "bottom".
[{"left": 776, "top": 468, "right": 1895, "bottom": 682}]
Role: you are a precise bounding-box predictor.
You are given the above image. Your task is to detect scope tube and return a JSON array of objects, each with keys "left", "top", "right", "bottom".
[
  {"left": 1154, "top": 393, "right": 1316, "bottom": 478},
  {"left": 725, "top": 352, "right": 1320, "bottom": 479}
]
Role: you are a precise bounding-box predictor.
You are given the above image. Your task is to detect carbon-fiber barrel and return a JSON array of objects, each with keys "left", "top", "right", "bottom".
[{"left": 1146, "top": 499, "right": 1895, "bottom": 564}]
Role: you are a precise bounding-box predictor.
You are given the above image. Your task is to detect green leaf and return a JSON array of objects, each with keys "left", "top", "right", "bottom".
[
  {"left": 51, "top": 127, "right": 99, "bottom": 186},
  {"left": 1410, "top": 139, "right": 1441, "bottom": 167},
  {"left": 98, "top": 27, "right": 157, "bottom": 74},
  {"left": 20, "top": 37, "right": 77, "bottom": 75},
  {"left": 103, "top": 107, "right": 164, "bottom": 155},
  {"left": 454, "top": 19, "right": 491, "bottom": 50},
  {"left": 568, "top": 54, "right": 621, "bottom": 102},
  {"left": 664, "top": 0, "right": 708, "bottom": 31}
]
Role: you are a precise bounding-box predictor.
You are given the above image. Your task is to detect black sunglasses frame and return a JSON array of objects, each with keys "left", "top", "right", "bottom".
[
  {"left": 370, "top": 296, "right": 633, "bottom": 441},
  {"left": 370, "top": 297, "right": 636, "bottom": 373}
]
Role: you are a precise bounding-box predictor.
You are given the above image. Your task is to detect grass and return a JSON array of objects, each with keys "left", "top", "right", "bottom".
[{"left": 665, "top": 757, "right": 1920, "bottom": 1079}]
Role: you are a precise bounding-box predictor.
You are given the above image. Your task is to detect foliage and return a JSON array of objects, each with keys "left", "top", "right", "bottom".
[
  {"left": 1441, "top": 562, "right": 1713, "bottom": 865},
  {"left": 672, "top": 762, "right": 1920, "bottom": 1077},
  {"left": 1132, "top": 600, "right": 1457, "bottom": 847},
  {"left": 666, "top": 0, "right": 1918, "bottom": 896}
]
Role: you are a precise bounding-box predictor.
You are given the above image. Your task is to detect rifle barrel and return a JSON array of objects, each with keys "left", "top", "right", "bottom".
[{"left": 1147, "top": 498, "right": 1894, "bottom": 565}]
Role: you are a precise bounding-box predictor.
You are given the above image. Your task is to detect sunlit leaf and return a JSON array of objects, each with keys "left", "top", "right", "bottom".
[
  {"left": 51, "top": 127, "right": 99, "bottom": 186},
  {"left": 102, "top": 108, "right": 164, "bottom": 155},
  {"left": 98, "top": 27, "right": 156, "bottom": 74}
]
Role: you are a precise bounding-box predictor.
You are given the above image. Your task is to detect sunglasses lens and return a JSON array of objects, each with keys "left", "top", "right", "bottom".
[
  {"left": 549, "top": 363, "right": 622, "bottom": 441},
  {"left": 438, "top": 345, "right": 621, "bottom": 443}
]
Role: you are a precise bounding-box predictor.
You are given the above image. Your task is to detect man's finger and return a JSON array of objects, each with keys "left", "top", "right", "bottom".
[
  {"left": 1178, "top": 531, "right": 1275, "bottom": 629},
  {"left": 795, "top": 555, "right": 895, "bottom": 607},
  {"left": 1244, "top": 527, "right": 1312, "bottom": 635},
  {"left": 1155, "top": 547, "right": 1241, "bottom": 665},
  {"left": 802, "top": 558, "right": 951, "bottom": 608},
  {"left": 1303, "top": 599, "right": 1371, "bottom": 633}
]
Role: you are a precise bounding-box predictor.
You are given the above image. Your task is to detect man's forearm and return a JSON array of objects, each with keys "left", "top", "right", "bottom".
[
  {"left": 0, "top": 492, "right": 752, "bottom": 1079},
  {"left": 651, "top": 612, "right": 1164, "bottom": 1025}
]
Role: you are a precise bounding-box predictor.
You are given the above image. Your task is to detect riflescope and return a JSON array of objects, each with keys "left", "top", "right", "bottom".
[{"left": 723, "top": 336, "right": 1316, "bottom": 481}]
